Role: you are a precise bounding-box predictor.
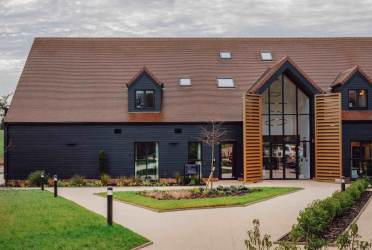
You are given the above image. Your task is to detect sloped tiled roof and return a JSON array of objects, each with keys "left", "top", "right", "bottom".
[
  {"left": 248, "top": 56, "right": 323, "bottom": 93},
  {"left": 6, "top": 37, "right": 372, "bottom": 123},
  {"left": 331, "top": 65, "right": 372, "bottom": 88}
]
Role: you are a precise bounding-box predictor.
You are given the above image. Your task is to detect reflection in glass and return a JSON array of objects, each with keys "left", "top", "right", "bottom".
[
  {"left": 284, "top": 115, "right": 296, "bottom": 136},
  {"left": 271, "top": 144, "right": 284, "bottom": 179},
  {"left": 285, "top": 143, "right": 297, "bottom": 179},
  {"left": 299, "top": 141, "right": 310, "bottom": 179},
  {"left": 221, "top": 143, "right": 234, "bottom": 179},
  {"left": 135, "top": 142, "right": 158, "bottom": 180},
  {"left": 270, "top": 78, "right": 282, "bottom": 114},
  {"left": 270, "top": 115, "right": 283, "bottom": 135},
  {"left": 284, "top": 76, "right": 296, "bottom": 114},
  {"left": 299, "top": 115, "right": 310, "bottom": 141}
]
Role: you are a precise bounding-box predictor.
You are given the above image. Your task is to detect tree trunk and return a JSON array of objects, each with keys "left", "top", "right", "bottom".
[{"left": 205, "top": 143, "right": 215, "bottom": 190}]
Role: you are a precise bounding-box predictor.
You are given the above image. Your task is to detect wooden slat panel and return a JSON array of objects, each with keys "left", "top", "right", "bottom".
[
  {"left": 315, "top": 93, "right": 342, "bottom": 182},
  {"left": 243, "top": 93, "right": 263, "bottom": 182}
]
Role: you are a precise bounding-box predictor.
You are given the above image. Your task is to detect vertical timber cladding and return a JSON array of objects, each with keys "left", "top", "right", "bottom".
[
  {"left": 315, "top": 93, "right": 342, "bottom": 181},
  {"left": 243, "top": 93, "right": 263, "bottom": 182}
]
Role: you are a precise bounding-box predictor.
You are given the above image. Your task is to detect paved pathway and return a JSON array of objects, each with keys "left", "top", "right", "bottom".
[
  {"left": 51, "top": 181, "right": 341, "bottom": 250},
  {"left": 356, "top": 192, "right": 372, "bottom": 241}
]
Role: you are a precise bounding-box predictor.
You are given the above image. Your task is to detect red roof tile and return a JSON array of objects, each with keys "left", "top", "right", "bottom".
[{"left": 6, "top": 37, "right": 372, "bottom": 123}]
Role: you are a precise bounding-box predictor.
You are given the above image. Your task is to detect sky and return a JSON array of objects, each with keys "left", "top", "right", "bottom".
[{"left": 1, "top": 0, "right": 372, "bottom": 96}]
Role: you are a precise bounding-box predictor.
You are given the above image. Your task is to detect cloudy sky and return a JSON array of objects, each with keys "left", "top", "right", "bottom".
[{"left": 1, "top": 0, "right": 372, "bottom": 95}]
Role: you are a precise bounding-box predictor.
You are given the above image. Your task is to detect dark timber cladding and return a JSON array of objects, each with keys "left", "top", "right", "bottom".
[
  {"left": 315, "top": 93, "right": 342, "bottom": 181},
  {"left": 243, "top": 93, "right": 263, "bottom": 182}
]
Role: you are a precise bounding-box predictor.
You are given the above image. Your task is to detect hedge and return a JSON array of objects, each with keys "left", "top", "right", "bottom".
[{"left": 290, "top": 179, "right": 369, "bottom": 242}]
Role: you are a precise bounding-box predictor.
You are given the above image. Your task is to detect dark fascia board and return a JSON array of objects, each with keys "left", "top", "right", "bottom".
[
  {"left": 126, "top": 66, "right": 164, "bottom": 88},
  {"left": 4, "top": 121, "right": 243, "bottom": 126},
  {"left": 256, "top": 61, "right": 322, "bottom": 96}
]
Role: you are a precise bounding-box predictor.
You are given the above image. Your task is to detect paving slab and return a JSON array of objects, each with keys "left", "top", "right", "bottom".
[
  {"left": 356, "top": 196, "right": 372, "bottom": 241},
  {"left": 51, "top": 180, "right": 339, "bottom": 250}
]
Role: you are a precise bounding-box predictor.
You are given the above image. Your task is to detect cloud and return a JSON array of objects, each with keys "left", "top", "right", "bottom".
[{"left": 1, "top": 0, "right": 372, "bottom": 94}]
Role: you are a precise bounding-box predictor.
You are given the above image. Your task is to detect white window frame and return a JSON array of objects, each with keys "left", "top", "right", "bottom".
[
  {"left": 260, "top": 51, "right": 273, "bottom": 61},
  {"left": 217, "top": 78, "right": 235, "bottom": 88},
  {"left": 219, "top": 51, "right": 232, "bottom": 59},
  {"left": 179, "top": 78, "right": 192, "bottom": 86}
]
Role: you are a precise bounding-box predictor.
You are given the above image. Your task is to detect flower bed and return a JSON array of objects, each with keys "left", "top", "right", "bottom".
[
  {"left": 280, "top": 179, "right": 370, "bottom": 247},
  {"left": 140, "top": 185, "right": 255, "bottom": 200}
]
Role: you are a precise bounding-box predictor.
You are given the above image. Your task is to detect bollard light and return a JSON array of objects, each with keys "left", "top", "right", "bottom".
[
  {"left": 53, "top": 175, "right": 58, "bottom": 197},
  {"left": 107, "top": 186, "right": 113, "bottom": 226},
  {"left": 341, "top": 176, "right": 346, "bottom": 192},
  {"left": 41, "top": 174, "right": 44, "bottom": 191}
]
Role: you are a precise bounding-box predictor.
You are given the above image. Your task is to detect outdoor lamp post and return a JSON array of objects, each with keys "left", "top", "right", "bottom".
[
  {"left": 341, "top": 176, "right": 346, "bottom": 192},
  {"left": 41, "top": 173, "right": 44, "bottom": 191},
  {"left": 53, "top": 175, "right": 58, "bottom": 197},
  {"left": 107, "top": 186, "right": 113, "bottom": 226}
]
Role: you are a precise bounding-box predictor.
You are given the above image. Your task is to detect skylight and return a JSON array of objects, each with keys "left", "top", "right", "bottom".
[
  {"left": 217, "top": 78, "right": 234, "bottom": 88},
  {"left": 220, "top": 51, "right": 232, "bottom": 59},
  {"left": 260, "top": 51, "right": 273, "bottom": 61},
  {"left": 179, "top": 78, "right": 191, "bottom": 86}
]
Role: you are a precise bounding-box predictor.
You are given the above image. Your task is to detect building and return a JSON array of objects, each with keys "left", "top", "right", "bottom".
[{"left": 4, "top": 37, "right": 372, "bottom": 182}]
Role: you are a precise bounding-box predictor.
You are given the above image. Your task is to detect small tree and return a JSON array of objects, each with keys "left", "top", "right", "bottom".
[
  {"left": 0, "top": 93, "right": 12, "bottom": 129},
  {"left": 199, "top": 121, "right": 227, "bottom": 190},
  {"left": 98, "top": 150, "right": 108, "bottom": 175}
]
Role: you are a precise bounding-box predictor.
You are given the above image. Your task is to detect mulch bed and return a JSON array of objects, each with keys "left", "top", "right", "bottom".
[
  {"left": 323, "top": 191, "right": 372, "bottom": 241},
  {"left": 139, "top": 188, "right": 258, "bottom": 200},
  {"left": 279, "top": 191, "right": 372, "bottom": 243}
]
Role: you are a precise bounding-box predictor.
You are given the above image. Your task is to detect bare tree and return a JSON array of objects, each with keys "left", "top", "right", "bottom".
[
  {"left": 0, "top": 93, "right": 12, "bottom": 129},
  {"left": 199, "top": 121, "right": 227, "bottom": 190}
]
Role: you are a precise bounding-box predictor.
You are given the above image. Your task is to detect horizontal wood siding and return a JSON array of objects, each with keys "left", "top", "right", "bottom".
[
  {"left": 315, "top": 93, "right": 342, "bottom": 181},
  {"left": 243, "top": 93, "right": 263, "bottom": 182},
  {"left": 5, "top": 123, "right": 243, "bottom": 179}
]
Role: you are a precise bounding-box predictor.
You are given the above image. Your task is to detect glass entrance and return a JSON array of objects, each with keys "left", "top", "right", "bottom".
[
  {"left": 135, "top": 142, "right": 159, "bottom": 180},
  {"left": 220, "top": 143, "right": 235, "bottom": 179},
  {"left": 262, "top": 74, "right": 311, "bottom": 180}
]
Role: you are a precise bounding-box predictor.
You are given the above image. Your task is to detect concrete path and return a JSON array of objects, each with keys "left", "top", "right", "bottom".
[
  {"left": 356, "top": 194, "right": 372, "bottom": 241},
  {"left": 51, "top": 181, "right": 341, "bottom": 250}
]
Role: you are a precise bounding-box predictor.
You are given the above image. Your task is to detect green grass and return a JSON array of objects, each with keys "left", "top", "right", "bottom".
[
  {"left": 0, "top": 190, "right": 149, "bottom": 250},
  {"left": 99, "top": 187, "right": 300, "bottom": 212},
  {"left": 0, "top": 129, "right": 3, "bottom": 158}
]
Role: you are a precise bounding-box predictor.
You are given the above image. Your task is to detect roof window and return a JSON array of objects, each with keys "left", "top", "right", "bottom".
[
  {"left": 260, "top": 51, "right": 273, "bottom": 61},
  {"left": 220, "top": 51, "right": 232, "bottom": 59},
  {"left": 217, "top": 78, "right": 234, "bottom": 88},
  {"left": 179, "top": 78, "right": 191, "bottom": 86}
]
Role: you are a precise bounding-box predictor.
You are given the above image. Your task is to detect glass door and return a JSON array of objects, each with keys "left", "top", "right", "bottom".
[
  {"left": 271, "top": 144, "right": 284, "bottom": 179},
  {"left": 284, "top": 143, "right": 297, "bottom": 179},
  {"left": 220, "top": 143, "right": 235, "bottom": 179},
  {"left": 135, "top": 142, "right": 159, "bottom": 180}
]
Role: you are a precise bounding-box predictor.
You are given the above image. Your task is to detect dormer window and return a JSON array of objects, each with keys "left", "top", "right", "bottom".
[
  {"left": 348, "top": 89, "right": 367, "bottom": 109},
  {"left": 135, "top": 90, "right": 154, "bottom": 109}
]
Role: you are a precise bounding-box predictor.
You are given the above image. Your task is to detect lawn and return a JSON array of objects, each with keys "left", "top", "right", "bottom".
[
  {"left": 99, "top": 187, "right": 300, "bottom": 212},
  {"left": 0, "top": 190, "right": 149, "bottom": 250},
  {"left": 0, "top": 129, "right": 3, "bottom": 158}
]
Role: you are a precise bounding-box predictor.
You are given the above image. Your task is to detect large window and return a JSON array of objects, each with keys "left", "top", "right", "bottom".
[
  {"left": 135, "top": 142, "right": 158, "bottom": 180},
  {"left": 135, "top": 90, "right": 154, "bottom": 109},
  {"left": 188, "top": 142, "right": 202, "bottom": 165},
  {"left": 348, "top": 89, "right": 367, "bottom": 109},
  {"left": 262, "top": 74, "right": 311, "bottom": 179},
  {"left": 351, "top": 141, "right": 372, "bottom": 178}
]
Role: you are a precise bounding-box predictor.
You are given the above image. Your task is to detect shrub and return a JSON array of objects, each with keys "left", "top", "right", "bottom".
[
  {"left": 69, "top": 175, "right": 86, "bottom": 187},
  {"left": 27, "top": 170, "right": 45, "bottom": 186},
  {"left": 98, "top": 150, "right": 108, "bottom": 175},
  {"left": 100, "top": 174, "right": 111, "bottom": 186}
]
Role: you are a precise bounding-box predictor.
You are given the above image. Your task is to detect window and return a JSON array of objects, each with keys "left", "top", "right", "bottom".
[
  {"left": 217, "top": 78, "right": 234, "bottom": 88},
  {"left": 135, "top": 142, "right": 158, "bottom": 180},
  {"left": 260, "top": 52, "right": 273, "bottom": 61},
  {"left": 188, "top": 142, "right": 202, "bottom": 167},
  {"left": 179, "top": 78, "right": 191, "bottom": 86},
  {"left": 348, "top": 89, "right": 367, "bottom": 109},
  {"left": 351, "top": 141, "right": 372, "bottom": 178},
  {"left": 135, "top": 90, "right": 154, "bottom": 109},
  {"left": 219, "top": 51, "right": 232, "bottom": 59}
]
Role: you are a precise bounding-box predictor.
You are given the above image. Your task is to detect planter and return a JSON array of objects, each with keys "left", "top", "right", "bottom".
[{"left": 277, "top": 190, "right": 372, "bottom": 244}]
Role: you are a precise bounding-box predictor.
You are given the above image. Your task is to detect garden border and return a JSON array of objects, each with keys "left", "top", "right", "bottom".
[
  {"left": 275, "top": 190, "right": 372, "bottom": 245},
  {"left": 94, "top": 187, "right": 302, "bottom": 213}
]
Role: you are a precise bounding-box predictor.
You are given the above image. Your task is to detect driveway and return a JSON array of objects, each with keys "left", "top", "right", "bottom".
[{"left": 52, "top": 181, "right": 339, "bottom": 250}]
